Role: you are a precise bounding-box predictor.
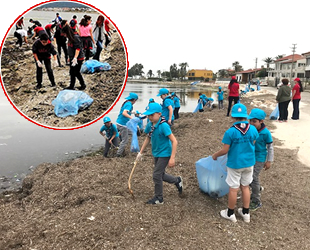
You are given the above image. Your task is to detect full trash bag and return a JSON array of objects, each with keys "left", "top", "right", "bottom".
[
  {"left": 52, "top": 90, "right": 93, "bottom": 117},
  {"left": 269, "top": 104, "right": 279, "bottom": 120},
  {"left": 126, "top": 117, "right": 140, "bottom": 152},
  {"left": 80, "top": 59, "right": 111, "bottom": 74},
  {"left": 196, "top": 155, "right": 229, "bottom": 198}
]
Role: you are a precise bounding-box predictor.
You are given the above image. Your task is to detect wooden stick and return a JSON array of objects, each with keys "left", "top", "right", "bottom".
[{"left": 128, "top": 160, "right": 138, "bottom": 198}]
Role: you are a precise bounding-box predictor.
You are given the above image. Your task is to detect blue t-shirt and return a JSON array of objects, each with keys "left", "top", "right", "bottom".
[
  {"left": 208, "top": 97, "right": 214, "bottom": 102},
  {"left": 222, "top": 121, "right": 259, "bottom": 169},
  {"left": 255, "top": 124, "right": 273, "bottom": 162},
  {"left": 217, "top": 91, "right": 224, "bottom": 101},
  {"left": 161, "top": 97, "right": 174, "bottom": 121},
  {"left": 100, "top": 123, "right": 119, "bottom": 139},
  {"left": 116, "top": 101, "right": 133, "bottom": 126},
  {"left": 173, "top": 96, "right": 180, "bottom": 108},
  {"left": 144, "top": 117, "right": 172, "bottom": 157}
]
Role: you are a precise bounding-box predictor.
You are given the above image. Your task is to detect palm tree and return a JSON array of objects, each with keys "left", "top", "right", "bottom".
[
  {"left": 275, "top": 55, "right": 284, "bottom": 60},
  {"left": 147, "top": 70, "right": 153, "bottom": 78},
  {"left": 263, "top": 57, "right": 274, "bottom": 70},
  {"left": 232, "top": 61, "right": 243, "bottom": 72},
  {"left": 218, "top": 69, "right": 228, "bottom": 78},
  {"left": 157, "top": 70, "right": 161, "bottom": 78},
  {"left": 179, "top": 62, "right": 189, "bottom": 81}
]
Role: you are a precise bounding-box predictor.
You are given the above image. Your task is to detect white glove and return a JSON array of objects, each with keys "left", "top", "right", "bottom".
[
  {"left": 136, "top": 152, "right": 142, "bottom": 162},
  {"left": 71, "top": 58, "right": 78, "bottom": 67},
  {"left": 36, "top": 60, "right": 42, "bottom": 68},
  {"left": 131, "top": 110, "right": 136, "bottom": 115},
  {"left": 53, "top": 60, "right": 59, "bottom": 67}
]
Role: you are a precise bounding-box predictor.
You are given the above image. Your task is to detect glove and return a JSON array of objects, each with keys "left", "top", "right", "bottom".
[
  {"left": 36, "top": 60, "right": 42, "bottom": 68},
  {"left": 136, "top": 152, "right": 142, "bottom": 162},
  {"left": 71, "top": 58, "right": 78, "bottom": 67}
]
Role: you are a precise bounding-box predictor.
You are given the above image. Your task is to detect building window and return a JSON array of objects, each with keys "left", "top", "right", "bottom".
[
  {"left": 297, "top": 73, "right": 305, "bottom": 78},
  {"left": 283, "top": 64, "right": 286, "bottom": 70},
  {"left": 298, "top": 63, "right": 305, "bottom": 67}
]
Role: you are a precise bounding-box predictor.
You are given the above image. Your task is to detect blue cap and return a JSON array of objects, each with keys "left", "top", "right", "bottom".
[
  {"left": 219, "top": 86, "right": 222, "bottom": 89},
  {"left": 171, "top": 92, "right": 176, "bottom": 96},
  {"left": 125, "top": 92, "right": 138, "bottom": 100},
  {"left": 149, "top": 98, "right": 154, "bottom": 102},
  {"left": 136, "top": 110, "right": 140, "bottom": 114},
  {"left": 248, "top": 108, "right": 266, "bottom": 120},
  {"left": 231, "top": 103, "right": 248, "bottom": 118},
  {"left": 157, "top": 88, "right": 169, "bottom": 96},
  {"left": 143, "top": 102, "right": 162, "bottom": 115},
  {"left": 103, "top": 117, "right": 111, "bottom": 123}
]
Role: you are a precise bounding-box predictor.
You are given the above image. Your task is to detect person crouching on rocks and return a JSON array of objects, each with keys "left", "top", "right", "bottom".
[
  {"left": 61, "top": 25, "right": 86, "bottom": 90},
  {"left": 32, "top": 33, "right": 58, "bottom": 89}
]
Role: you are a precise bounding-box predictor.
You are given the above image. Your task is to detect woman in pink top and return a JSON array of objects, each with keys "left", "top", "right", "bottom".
[
  {"left": 226, "top": 76, "right": 240, "bottom": 117},
  {"left": 291, "top": 77, "right": 303, "bottom": 120},
  {"left": 78, "top": 15, "right": 96, "bottom": 60}
]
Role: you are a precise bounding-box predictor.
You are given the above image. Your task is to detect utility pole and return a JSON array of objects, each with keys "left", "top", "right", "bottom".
[
  {"left": 290, "top": 44, "right": 297, "bottom": 83},
  {"left": 255, "top": 57, "right": 258, "bottom": 69}
]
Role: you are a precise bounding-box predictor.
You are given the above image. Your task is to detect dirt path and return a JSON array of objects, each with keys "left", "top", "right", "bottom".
[
  {"left": 0, "top": 91, "right": 309, "bottom": 249},
  {"left": 1, "top": 32, "right": 127, "bottom": 128}
]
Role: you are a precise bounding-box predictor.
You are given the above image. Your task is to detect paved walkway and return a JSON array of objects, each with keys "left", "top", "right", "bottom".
[{"left": 263, "top": 86, "right": 310, "bottom": 167}]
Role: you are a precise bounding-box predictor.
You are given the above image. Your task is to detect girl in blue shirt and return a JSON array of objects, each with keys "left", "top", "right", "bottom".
[{"left": 171, "top": 92, "right": 181, "bottom": 120}]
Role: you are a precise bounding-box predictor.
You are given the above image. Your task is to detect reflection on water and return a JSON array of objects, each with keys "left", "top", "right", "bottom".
[{"left": 0, "top": 81, "right": 215, "bottom": 178}]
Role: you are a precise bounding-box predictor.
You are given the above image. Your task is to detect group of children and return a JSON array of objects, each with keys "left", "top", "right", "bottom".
[
  {"left": 100, "top": 88, "right": 274, "bottom": 220},
  {"left": 197, "top": 86, "right": 224, "bottom": 112}
]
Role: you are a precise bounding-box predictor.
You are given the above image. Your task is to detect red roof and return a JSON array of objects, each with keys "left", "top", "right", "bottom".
[
  {"left": 236, "top": 68, "right": 262, "bottom": 74},
  {"left": 274, "top": 54, "right": 302, "bottom": 62}
]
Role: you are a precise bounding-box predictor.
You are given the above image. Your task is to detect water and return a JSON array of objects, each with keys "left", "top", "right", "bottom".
[
  {"left": 8, "top": 10, "right": 100, "bottom": 37},
  {"left": 0, "top": 82, "right": 216, "bottom": 178}
]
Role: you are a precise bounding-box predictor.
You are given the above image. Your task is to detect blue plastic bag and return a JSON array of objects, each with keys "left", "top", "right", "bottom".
[
  {"left": 52, "top": 90, "right": 93, "bottom": 117},
  {"left": 196, "top": 155, "right": 229, "bottom": 198},
  {"left": 80, "top": 59, "right": 111, "bottom": 74},
  {"left": 269, "top": 104, "right": 279, "bottom": 120},
  {"left": 126, "top": 117, "right": 140, "bottom": 152}
]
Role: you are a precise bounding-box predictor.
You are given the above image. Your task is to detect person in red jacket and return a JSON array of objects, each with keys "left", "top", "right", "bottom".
[
  {"left": 226, "top": 76, "right": 240, "bottom": 116},
  {"left": 291, "top": 77, "right": 303, "bottom": 120}
]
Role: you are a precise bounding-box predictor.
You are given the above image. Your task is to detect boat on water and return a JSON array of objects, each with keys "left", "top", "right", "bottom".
[{"left": 190, "top": 81, "right": 200, "bottom": 85}]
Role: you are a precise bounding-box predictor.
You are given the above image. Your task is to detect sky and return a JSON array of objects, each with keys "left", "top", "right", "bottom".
[{"left": 0, "top": 0, "right": 309, "bottom": 78}]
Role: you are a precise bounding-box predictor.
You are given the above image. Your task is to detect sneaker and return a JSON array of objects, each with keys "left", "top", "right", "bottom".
[
  {"left": 78, "top": 85, "right": 86, "bottom": 90},
  {"left": 146, "top": 197, "right": 164, "bottom": 205},
  {"left": 260, "top": 186, "right": 264, "bottom": 192},
  {"left": 249, "top": 202, "right": 262, "bottom": 211},
  {"left": 220, "top": 209, "right": 237, "bottom": 222},
  {"left": 175, "top": 176, "right": 183, "bottom": 194},
  {"left": 238, "top": 208, "right": 250, "bottom": 223}
]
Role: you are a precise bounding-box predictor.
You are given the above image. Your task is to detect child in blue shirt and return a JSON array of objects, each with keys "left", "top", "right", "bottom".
[
  {"left": 171, "top": 92, "right": 181, "bottom": 120},
  {"left": 212, "top": 103, "right": 259, "bottom": 223},
  {"left": 248, "top": 108, "right": 274, "bottom": 210},
  {"left": 157, "top": 88, "right": 174, "bottom": 125},
  {"left": 116, "top": 92, "right": 138, "bottom": 157},
  {"left": 217, "top": 86, "right": 224, "bottom": 109},
  {"left": 99, "top": 117, "right": 120, "bottom": 157},
  {"left": 137, "top": 102, "right": 182, "bottom": 204}
]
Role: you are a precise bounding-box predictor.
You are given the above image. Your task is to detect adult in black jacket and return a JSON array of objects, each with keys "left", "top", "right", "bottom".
[
  {"left": 32, "top": 33, "right": 58, "bottom": 89},
  {"left": 61, "top": 25, "right": 86, "bottom": 90}
]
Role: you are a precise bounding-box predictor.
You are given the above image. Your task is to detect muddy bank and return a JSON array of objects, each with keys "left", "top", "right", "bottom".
[
  {"left": 1, "top": 94, "right": 309, "bottom": 249},
  {"left": 1, "top": 32, "right": 127, "bottom": 128}
]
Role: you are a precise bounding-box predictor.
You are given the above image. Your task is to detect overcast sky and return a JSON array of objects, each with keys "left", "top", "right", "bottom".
[{"left": 0, "top": 0, "right": 309, "bottom": 78}]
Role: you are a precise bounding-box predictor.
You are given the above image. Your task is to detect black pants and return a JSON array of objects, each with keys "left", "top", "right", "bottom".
[
  {"left": 14, "top": 31, "right": 23, "bottom": 47},
  {"left": 56, "top": 41, "right": 68, "bottom": 62},
  {"left": 218, "top": 100, "right": 223, "bottom": 109},
  {"left": 227, "top": 96, "right": 239, "bottom": 116},
  {"left": 104, "top": 137, "right": 120, "bottom": 157},
  {"left": 174, "top": 107, "right": 180, "bottom": 119},
  {"left": 36, "top": 58, "right": 55, "bottom": 86},
  {"left": 104, "top": 33, "right": 111, "bottom": 47},
  {"left": 278, "top": 100, "right": 290, "bottom": 121},
  {"left": 69, "top": 60, "right": 85, "bottom": 88},
  {"left": 292, "top": 99, "right": 300, "bottom": 120},
  {"left": 93, "top": 40, "right": 103, "bottom": 61}
]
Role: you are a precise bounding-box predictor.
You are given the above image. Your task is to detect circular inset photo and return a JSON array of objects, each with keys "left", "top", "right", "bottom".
[{"left": 0, "top": 0, "right": 128, "bottom": 129}]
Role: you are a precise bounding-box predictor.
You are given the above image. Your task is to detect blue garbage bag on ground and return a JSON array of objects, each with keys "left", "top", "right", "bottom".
[
  {"left": 52, "top": 90, "right": 93, "bottom": 117},
  {"left": 80, "top": 59, "right": 111, "bottom": 74},
  {"left": 196, "top": 155, "right": 229, "bottom": 198},
  {"left": 126, "top": 117, "right": 140, "bottom": 152},
  {"left": 269, "top": 104, "right": 279, "bottom": 120}
]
